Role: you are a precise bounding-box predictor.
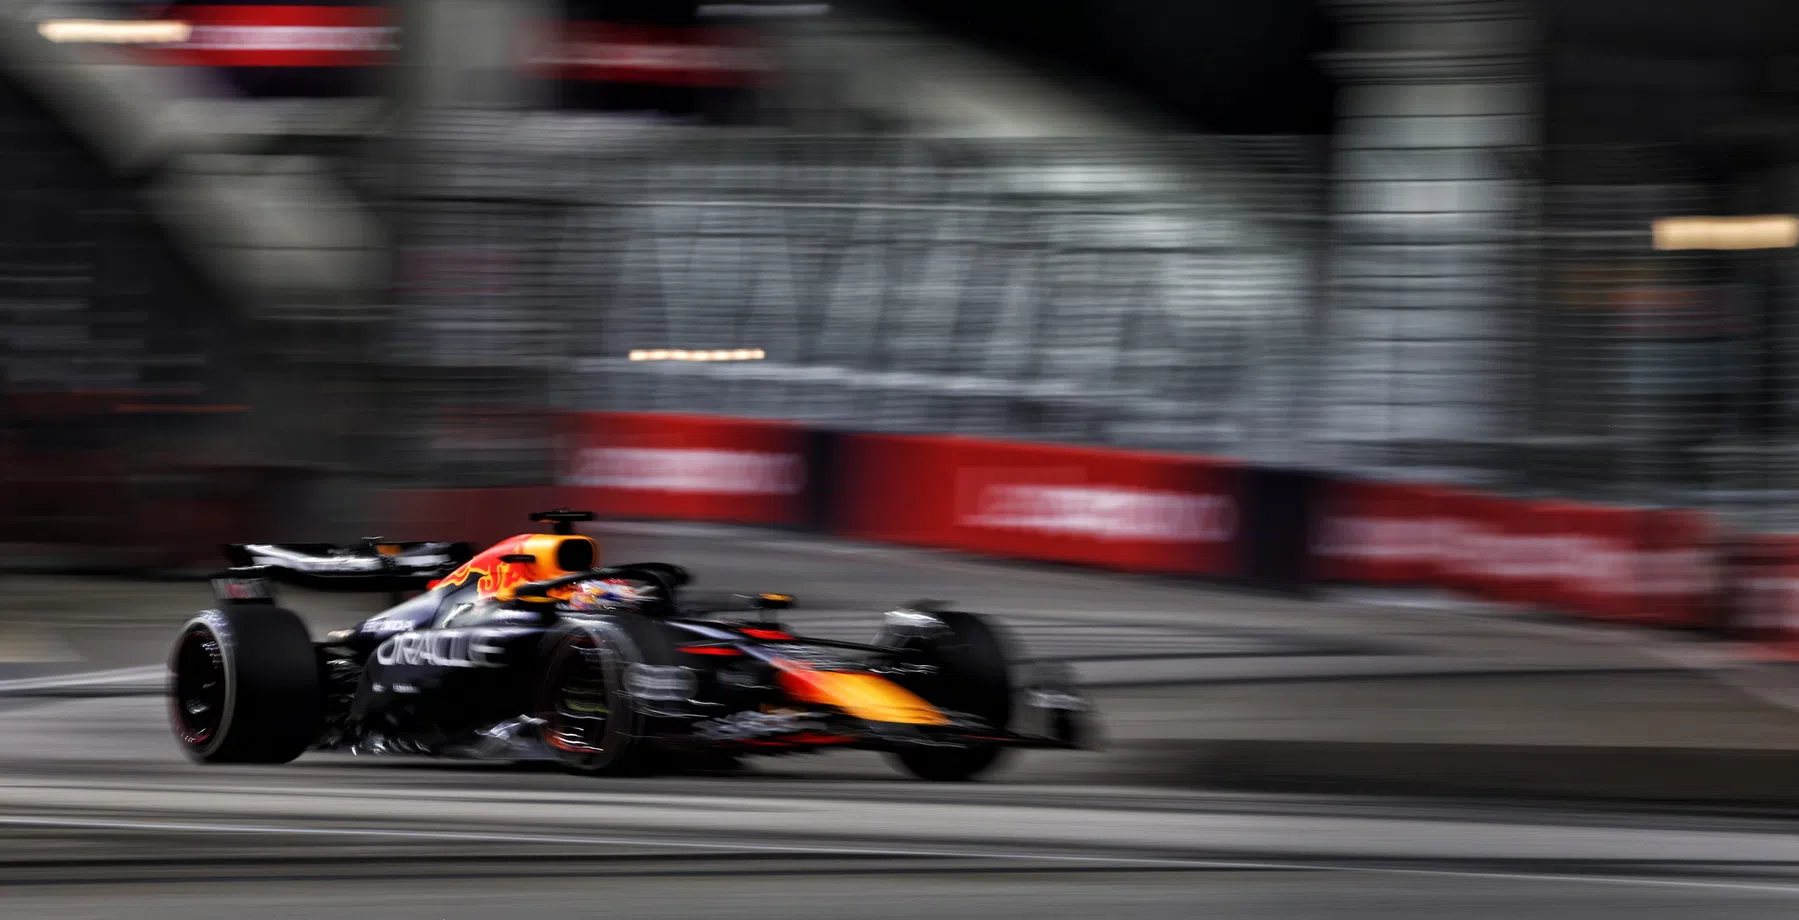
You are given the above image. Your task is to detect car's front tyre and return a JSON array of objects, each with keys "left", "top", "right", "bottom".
[{"left": 878, "top": 610, "right": 1016, "bottom": 782}]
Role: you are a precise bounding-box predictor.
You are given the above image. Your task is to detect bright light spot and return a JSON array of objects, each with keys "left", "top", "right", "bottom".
[
  {"left": 38, "top": 19, "right": 192, "bottom": 44},
  {"left": 1654, "top": 215, "right": 1799, "bottom": 251},
  {"left": 628, "top": 348, "right": 767, "bottom": 362}
]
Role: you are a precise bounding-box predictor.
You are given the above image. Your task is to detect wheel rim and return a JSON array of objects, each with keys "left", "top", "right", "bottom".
[
  {"left": 172, "top": 626, "right": 226, "bottom": 746},
  {"left": 541, "top": 634, "right": 614, "bottom": 755}
]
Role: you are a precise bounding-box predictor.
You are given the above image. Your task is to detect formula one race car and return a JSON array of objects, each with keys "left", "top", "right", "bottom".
[{"left": 168, "top": 510, "right": 1092, "bottom": 781}]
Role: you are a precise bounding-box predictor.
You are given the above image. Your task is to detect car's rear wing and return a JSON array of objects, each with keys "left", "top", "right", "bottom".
[{"left": 221, "top": 541, "right": 474, "bottom": 592}]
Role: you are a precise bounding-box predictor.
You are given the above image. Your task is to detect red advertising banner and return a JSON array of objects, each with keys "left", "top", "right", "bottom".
[
  {"left": 144, "top": 5, "right": 394, "bottom": 68},
  {"left": 832, "top": 434, "right": 943, "bottom": 545},
  {"left": 132, "top": 9, "right": 767, "bottom": 84},
  {"left": 1722, "top": 534, "right": 1799, "bottom": 656},
  {"left": 1479, "top": 498, "right": 1569, "bottom": 608},
  {"left": 1310, "top": 476, "right": 1724, "bottom": 627},
  {"left": 560, "top": 412, "right": 812, "bottom": 527},
  {"left": 1431, "top": 488, "right": 1518, "bottom": 601},
  {"left": 1634, "top": 508, "right": 1722, "bottom": 629},
  {"left": 1523, "top": 503, "right": 1716, "bottom": 627},
  {"left": 836, "top": 434, "right": 1241, "bottom": 575},
  {"left": 1539, "top": 501, "right": 1643, "bottom": 622},
  {"left": 1311, "top": 480, "right": 1446, "bottom": 585}
]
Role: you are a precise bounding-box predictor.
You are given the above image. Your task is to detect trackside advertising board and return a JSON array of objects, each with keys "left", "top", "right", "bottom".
[
  {"left": 130, "top": 4, "right": 768, "bottom": 105},
  {"left": 144, "top": 4, "right": 393, "bottom": 69},
  {"left": 1309, "top": 480, "right": 1448, "bottom": 586},
  {"left": 832, "top": 434, "right": 1242, "bottom": 575},
  {"left": 1310, "top": 478, "right": 1720, "bottom": 627},
  {"left": 1728, "top": 534, "right": 1799, "bottom": 655},
  {"left": 372, "top": 411, "right": 1763, "bottom": 649},
  {"left": 560, "top": 413, "right": 814, "bottom": 526}
]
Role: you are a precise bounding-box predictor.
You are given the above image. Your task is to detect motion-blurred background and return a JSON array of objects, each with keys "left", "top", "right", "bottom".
[
  {"left": 0, "top": 0, "right": 1793, "bottom": 601},
  {"left": 19, "top": 6, "right": 1799, "bottom": 915}
]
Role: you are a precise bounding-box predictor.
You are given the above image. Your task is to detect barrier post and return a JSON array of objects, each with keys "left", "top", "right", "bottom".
[{"left": 1236, "top": 466, "right": 1320, "bottom": 595}]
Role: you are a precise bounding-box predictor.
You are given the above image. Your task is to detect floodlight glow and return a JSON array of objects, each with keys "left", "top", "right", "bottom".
[
  {"left": 627, "top": 348, "right": 768, "bottom": 362},
  {"left": 1653, "top": 215, "right": 1799, "bottom": 251},
  {"left": 38, "top": 20, "right": 192, "bottom": 44}
]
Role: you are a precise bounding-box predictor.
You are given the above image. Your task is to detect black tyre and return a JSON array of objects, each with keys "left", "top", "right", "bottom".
[
  {"left": 168, "top": 605, "right": 322, "bottom": 764},
  {"left": 881, "top": 610, "right": 1016, "bottom": 782},
  {"left": 536, "top": 614, "right": 680, "bottom": 777}
]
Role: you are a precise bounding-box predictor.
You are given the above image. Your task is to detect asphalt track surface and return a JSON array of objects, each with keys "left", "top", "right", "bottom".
[{"left": 4, "top": 524, "right": 1799, "bottom": 917}]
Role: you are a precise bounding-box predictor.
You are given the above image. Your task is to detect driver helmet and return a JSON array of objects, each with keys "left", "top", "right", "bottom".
[{"left": 565, "top": 577, "right": 657, "bottom": 611}]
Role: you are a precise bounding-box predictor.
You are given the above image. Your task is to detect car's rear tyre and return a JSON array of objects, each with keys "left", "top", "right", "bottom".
[
  {"left": 168, "top": 605, "right": 322, "bottom": 764},
  {"left": 536, "top": 614, "right": 677, "bottom": 777},
  {"left": 880, "top": 610, "right": 1016, "bottom": 782}
]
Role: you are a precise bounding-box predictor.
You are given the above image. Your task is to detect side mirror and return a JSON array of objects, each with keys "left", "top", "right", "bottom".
[{"left": 513, "top": 581, "right": 553, "bottom": 599}]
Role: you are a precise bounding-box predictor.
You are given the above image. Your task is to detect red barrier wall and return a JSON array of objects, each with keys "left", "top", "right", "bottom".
[
  {"left": 1542, "top": 502, "right": 1643, "bottom": 623},
  {"left": 1634, "top": 509, "right": 1722, "bottom": 629},
  {"left": 1435, "top": 489, "right": 1516, "bottom": 601},
  {"left": 1311, "top": 480, "right": 1445, "bottom": 585},
  {"left": 560, "top": 413, "right": 813, "bottom": 527},
  {"left": 1724, "top": 534, "right": 1799, "bottom": 656},
  {"left": 1310, "top": 476, "right": 1721, "bottom": 627},
  {"left": 142, "top": 8, "right": 767, "bottom": 84},
  {"left": 7, "top": 401, "right": 1756, "bottom": 639},
  {"left": 836, "top": 434, "right": 1241, "bottom": 575},
  {"left": 372, "top": 411, "right": 1752, "bottom": 645},
  {"left": 147, "top": 5, "right": 393, "bottom": 69}
]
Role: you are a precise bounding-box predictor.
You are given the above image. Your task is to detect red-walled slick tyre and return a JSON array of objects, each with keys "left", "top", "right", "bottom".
[{"left": 168, "top": 605, "right": 322, "bottom": 764}]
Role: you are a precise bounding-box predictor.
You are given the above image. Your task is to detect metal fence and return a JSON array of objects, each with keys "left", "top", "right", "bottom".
[
  {"left": 1531, "top": 145, "right": 1797, "bottom": 527},
  {"left": 384, "top": 118, "right": 1799, "bottom": 525},
  {"left": 390, "top": 117, "right": 1328, "bottom": 483},
  {"left": 1318, "top": 138, "right": 1536, "bottom": 489},
  {"left": 6, "top": 100, "right": 1798, "bottom": 551}
]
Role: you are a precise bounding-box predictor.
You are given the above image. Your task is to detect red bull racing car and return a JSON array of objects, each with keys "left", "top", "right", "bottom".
[{"left": 168, "top": 510, "right": 1092, "bottom": 781}]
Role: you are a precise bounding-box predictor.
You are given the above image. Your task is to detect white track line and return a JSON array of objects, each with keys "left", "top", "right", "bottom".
[
  {"left": 0, "top": 665, "right": 162, "bottom": 694},
  {"left": 3, "top": 814, "right": 1799, "bottom": 895}
]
